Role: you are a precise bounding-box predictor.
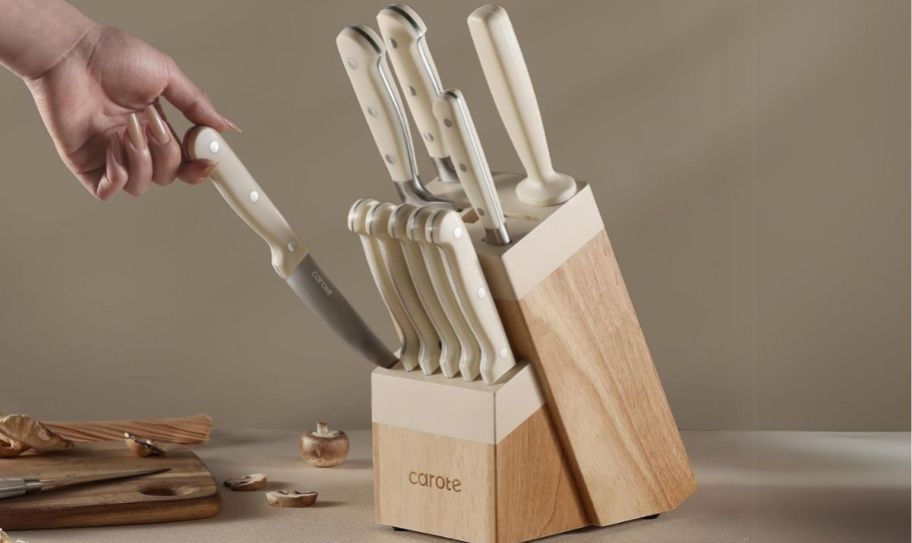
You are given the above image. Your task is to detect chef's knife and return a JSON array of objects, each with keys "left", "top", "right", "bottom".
[
  {"left": 468, "top": 5, "right": 577, "bottom": 206},
  {"left": 389, "top": 203, "right": 461, "bottom": 378},
  {"left": 336, "top": 25, "right": 452, "bottom": 206},
  {"left": 348, "top": 199, "right": 419, "bottom": 371},
  {"left": 0, "top": 468, "right": 170, "bottom": 500},
  {"left": 376, "top": 4, "right": 459, "bottom": 183},
  {"left": 433, "top": 89, "right": 510, "bottom": 245},
  {"left": 367, "top": 201, "right": 441, "bottom": 375},
  {"left": 407, "top": 207, "right": 480, "bottom": 380},
  {"left": 428, "top": 209, "right": 516, "bottom": 384},
  {"left": 186, "top": 127, "right": 396, "bottom": 368}
]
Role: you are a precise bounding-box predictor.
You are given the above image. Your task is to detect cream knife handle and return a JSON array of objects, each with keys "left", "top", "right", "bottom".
[
  {"left": 337, "top": 25, "right": 414, "bottom": 183},
  {"left": 468, "top": 5, "right": 576, "bottom": 206},
  {"left": 186, "top": 127, "right": 307, "bottom": 279},
  {"left": 434, "top": 89, "right": 509, "bottom": 245},
  {"left": 377, "top": 4, "right": 447, "bottom": 159}
]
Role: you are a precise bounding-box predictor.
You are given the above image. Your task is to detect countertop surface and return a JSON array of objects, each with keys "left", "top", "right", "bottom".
[{"left": 8, "top": 430, "right": 910, "bottom": 543}]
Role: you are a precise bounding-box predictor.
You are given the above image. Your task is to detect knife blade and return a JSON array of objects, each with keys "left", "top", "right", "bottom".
[
  {"left": 428, "top": 209, "right": 516, "bottom": 384},
  {"left": 0, "top": 468, "right": 171, "bottom": 500},
  {"left": 336, "top": 25, "right": 453, "bottom": 206},
  {"left": 407, "top": 206, "right": 480, "bottom": 380},
  {"left": 468, "top": 5, "right": 577, "bottom": 206},
  {"left": 376, "top": 4, "right": 459, "bottom": 183},
  {"left": 185, "top": 127, "right": 396, "bottom": 368},
  {"left": 433, "top": 89, "right": 510, "bottom": 245}
]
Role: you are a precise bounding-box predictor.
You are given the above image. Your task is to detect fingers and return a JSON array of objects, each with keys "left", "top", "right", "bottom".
[
  {"left": 95, "top": 132, "right": 128, "bottom": 201},
  {"left": 162, "top": 59, "right": 240, "bottom": 132},
  {"left": 177, "top": 159, "right": 218, "bottom": 185},
  {"left": 122, "top": 113, "right": 154, "bottom": 196},
  {"left": 145, "top": 107, "right": 181, "bottom": 186}
]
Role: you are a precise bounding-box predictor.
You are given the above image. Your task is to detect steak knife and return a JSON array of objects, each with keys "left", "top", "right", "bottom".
[
  {"left": 186, "top": 127, "right": 396, "bottom": 368},
  {"left": 377, "top": 4, "right": 459, "bottom": 183}
]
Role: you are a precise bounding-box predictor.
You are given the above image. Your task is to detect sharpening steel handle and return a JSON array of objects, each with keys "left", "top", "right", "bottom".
[
  {"left": 468, "top": 5, "right": 576, "bottom": 206},
  {"left": 185, "top": 126, "right": 307, "bottom": 279},
  {"left": 376, "top": 4, "right": 448, "bottom": 159},
  {"left": 337, "top": 25, "right": 413, "bottom": 183}
]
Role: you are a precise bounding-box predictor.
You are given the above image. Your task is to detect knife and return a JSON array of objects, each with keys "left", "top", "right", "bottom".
[
  {"left": 336, "top": 25, "right": 452, "bottom": 206},
  {"left": 468, "top": 5, "right": 577, "bottom": 206},
  {"left": 348, "top": 199, "right": 419, "bottom": 371},
  {"left": 366, "top": 201, "right": 442, "bottom": 375},
  {"left": 186, "top": 127, "right": 396, "bottom": 368},
  {"left": 376, "top": 4, "right": 459, "bottom": 183},
  {"left": 433, "top": 89, "right": 510, "bottom": 245},
  {"left": 428, "top": 209, "right": 516, "bottom": 384},
  {"left": 0, "top": 468, "right": 170, "bottom": 500},
  {"left": 407, "top": 206, "right": 480, "bottom": 380},
  {"left": 389, "top": 203, "right": 461, "bottom": 378}
]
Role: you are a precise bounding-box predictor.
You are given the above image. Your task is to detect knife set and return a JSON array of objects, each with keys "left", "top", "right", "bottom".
[{"left": 335, "top": 4, "right": 697, "bottom": 543}]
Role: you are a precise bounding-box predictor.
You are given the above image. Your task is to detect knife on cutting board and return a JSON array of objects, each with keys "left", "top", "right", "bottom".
[
  {"left": 336, "top": 25, "right": 452, "bottom": 206},
  {"left": 428, "top": 209, "right": 516, "bottom": 384},
  {"left": 367, "top": 201, "right": 442, "bottom": 375},
  {"left": 0, "top": 468, "right": 170, "bottom": 500},
  {"left": 433, "top": 89, "right": 510, "bottom": 245},
  {"left": 468, "top": 5, "right": 577, "bottom": 207},
  {"left": 376, "top": 4, "right": 459, "bottom": 183},
  {"left": 185, "top": 127, "right": 396, "bottom": 368},
  {"left": 389, "top": 204, "right": 461, "bottom": 377},
  {"left": 407, "top": 206, "right": 480, "bottom": 380},
  {"left": 348, "top": 199, "right": 420, "bottom": 371}
]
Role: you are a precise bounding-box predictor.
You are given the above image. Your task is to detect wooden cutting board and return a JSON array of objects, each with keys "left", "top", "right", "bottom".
[{"left": 0, "top": 442, "right": 219, "bottom": 530}]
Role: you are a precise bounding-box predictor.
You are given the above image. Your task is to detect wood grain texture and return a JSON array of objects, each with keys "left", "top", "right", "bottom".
[
  {"left": 496, "top": 229, "right": 696, "bottom": 526},
  {"left": 0, "top": 442, "right": 219, "bottom": 529},
  {"left": 495, "top": 407, "right": 589, "bottom": 542}
]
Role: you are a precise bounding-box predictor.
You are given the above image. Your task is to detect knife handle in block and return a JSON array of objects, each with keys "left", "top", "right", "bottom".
[
  {"left": 186, "top": 126, "right": 307, "bottom": 279},
  {"left": 376, "top": 5, "right": 447, "bottom": 160},
  {"left": 430, "top": 210, "right": 516, "bottom": 384},
  {"left": 468, "top": 5, "right": 576, "bottom": 206},
  {"left": 433, "top": 89, "right": 510, "bottom": 245}
]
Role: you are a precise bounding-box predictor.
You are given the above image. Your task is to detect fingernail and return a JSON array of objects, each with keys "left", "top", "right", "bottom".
[
  {"left": 145, "top": 107, "right": 171, "bottom": 145},
  {"left": 201, "top": 160, "right": 219, "bottom": 178},
  {"left": 127, "top": 113, "right": 147, "bottom": 150},
  {"left": 221, "top": 116, "right": 243, "bottom": 133}
]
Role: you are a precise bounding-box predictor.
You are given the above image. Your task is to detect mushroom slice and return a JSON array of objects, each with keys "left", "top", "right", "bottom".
[
  {"left": 0, "top": 414, "right": 73, "bottom": 457},
  {"left": 223, "top": 473, "right": 268, "bottom": 491},
  {"left": 0, "top": 528, "right": 12, "bottom": 543},
  {"left": 124, "top": 432, "right": 167, "bottom": 457},
  {"left": 266, "top": 490, "right": 318, "bottom": 508}
]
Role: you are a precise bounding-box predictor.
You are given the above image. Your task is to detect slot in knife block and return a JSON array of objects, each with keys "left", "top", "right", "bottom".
[{"left": 371, "top": 176, "right": 696, "bottom": 543}]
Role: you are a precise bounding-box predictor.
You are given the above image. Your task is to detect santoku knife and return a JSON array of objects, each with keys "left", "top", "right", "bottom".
[
  {"left": 0, "top": 468, "right": 170, "bottom": 500},
  {"left": 186, "top": 127, "right": 396, "bottom": 368}
]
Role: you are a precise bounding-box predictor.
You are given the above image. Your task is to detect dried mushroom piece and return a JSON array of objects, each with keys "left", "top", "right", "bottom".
[
  {"left": 0, "top": 414, "right": 73, "bottom": 458},
  {"left": 223, "top": 473, "right": 268, "bottom": 491},
  {"left": 124, "top": 432, "right": 167, "bottom": 457},
  {"left": 266, "top": 490, "right": 318, "bottom": 508}
]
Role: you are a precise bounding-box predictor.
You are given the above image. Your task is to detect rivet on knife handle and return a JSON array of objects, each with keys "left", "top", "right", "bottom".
[{"left": 468, "top": 5, "right": 577, "bottom": 206}]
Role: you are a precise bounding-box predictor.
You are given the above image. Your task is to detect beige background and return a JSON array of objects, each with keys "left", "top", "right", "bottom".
[{"left": 0, "top": 0, "right": 907, "bottom": 431}]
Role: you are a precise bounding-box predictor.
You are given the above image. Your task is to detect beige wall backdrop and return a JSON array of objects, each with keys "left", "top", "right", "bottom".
[{"left": 1, "top": 0, "right": 908, "bottom": 431}]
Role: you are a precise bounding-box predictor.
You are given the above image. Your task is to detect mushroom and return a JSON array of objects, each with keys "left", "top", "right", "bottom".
[
  {"left": 0, "top": 414, "right": 73, "bottom": 457},
  {"left": 0, "top": 528, "right": 12, "bottom": 543},
  {"left": 223, "top": 473, "right": 268, "bottom": 491},
  {"left": 300, "top": 422, "right": 349, "bottom": 467},
  {"left": 123, "top": 432, "right": 166, "bottom": 457},
  {"left": 266, "top": 490, "right": 318, "bottom": 508}
]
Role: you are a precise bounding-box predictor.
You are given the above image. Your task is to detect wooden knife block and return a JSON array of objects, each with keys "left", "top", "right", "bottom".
[{"left": 371, "top": 177, "right": 696, "bottom": 543}]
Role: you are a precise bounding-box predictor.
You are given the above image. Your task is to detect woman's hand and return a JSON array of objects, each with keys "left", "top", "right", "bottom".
[{"left": 25, "top": 24, "right": 236, "bottom": 200}]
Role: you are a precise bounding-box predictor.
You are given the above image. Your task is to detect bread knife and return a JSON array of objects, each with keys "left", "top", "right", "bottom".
[
  {"left": 186, "top": 127, "right": 395, "bottom": 368},
  {"left": 377, "top": 4, "right": 459, "bottom": 183},
  {"left": 468, "top": 5, "right": 577, "bottom": 206},
  {"left": 433, "top": 89, "right": 510, "bottom": 245}
]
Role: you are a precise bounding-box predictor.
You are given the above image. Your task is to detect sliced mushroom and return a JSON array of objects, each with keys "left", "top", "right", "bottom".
[
  {"left": 300, "top": 422, "right": 349, "bottom": 467},
  {"left": 266, "top": 490, "right": 318, "bottom": 507},
  {"left": 0, "top": 528, "right": 12, "bottom": 543},
  {"left": 0, "top": 414, "right": 73, "bottom": 457},
  {"left": 124, "top": 432, "right": 166, "bottom": 457},
  {"left": 223, "top": 473, "right": 268, "bottom": 491}
]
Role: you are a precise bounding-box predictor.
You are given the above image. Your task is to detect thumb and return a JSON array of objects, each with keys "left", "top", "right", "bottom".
[{"left": 162, "top": 59, "right": 237, "bottom": 131}]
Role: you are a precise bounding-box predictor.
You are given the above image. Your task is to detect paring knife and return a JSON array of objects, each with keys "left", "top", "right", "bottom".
[
  {"left": 389, "top": 203, "right": 461, "bottom": 378},
  {"left": 428, "top": 209, "right": 516, "bottom": 384},
  {"left": 407, "top": 207, "right": 480, "bottom": 380},
  {"left": 376, "top": 4, "right": 459, "bottom": 183},
  {"left": 367, "top": 201, "right": 442, "bottom": 375},
  {"left": 186, "top": 127, "right": 396, "bottom": 368},
  {"left": 433, "top": 89, "right": 510, "bottom": 245},
  {"left": 348, "top": 199, "right": 420, "bottom": 371},
  {"left": 0, "top": 468, "right": 170, "bottom": 500},
  {"left": 468, "top": 5, "right": 577, "bottom": 207},
  {"left": 336, "top": 25, "right": 452, "bottom": 206}
]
